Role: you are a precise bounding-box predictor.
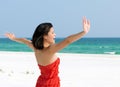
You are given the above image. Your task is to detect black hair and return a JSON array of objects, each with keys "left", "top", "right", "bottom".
[{"left": 32, "top": 22, "right": 53, "bottom": 50}]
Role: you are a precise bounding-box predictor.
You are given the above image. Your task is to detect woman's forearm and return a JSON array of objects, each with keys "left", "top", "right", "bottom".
[
  {"left": 66, "top": 17, "right": 90, "bottom": 44},
  {"left": 66, "top": 31, "right": 86, "bottom": 44},
  {"left": 5, "top": 33, "right": 34, "bottom": 50},
  {"left": 5, "top": 33, "right": 31, "bottom": 44},
  {"left": 13, "top": 38, "right": 30, "bottom": 44}
]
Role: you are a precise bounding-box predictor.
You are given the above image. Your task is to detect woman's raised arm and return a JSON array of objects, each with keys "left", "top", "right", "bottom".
[
  {"left": 5, "top": 33, "right": 34, "bottom": 50},
  {"left": 49, "top": 16, "right": 90, "bottom": 53}
]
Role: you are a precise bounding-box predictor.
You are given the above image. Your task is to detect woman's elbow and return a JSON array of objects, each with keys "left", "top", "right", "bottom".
[{"left": 65, "top": 37, "right": 73, "bottom": 44}]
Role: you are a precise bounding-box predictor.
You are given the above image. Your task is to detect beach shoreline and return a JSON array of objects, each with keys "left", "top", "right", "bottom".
[{"left": 0, "top": 51, "right": 120, "bottom": 87}]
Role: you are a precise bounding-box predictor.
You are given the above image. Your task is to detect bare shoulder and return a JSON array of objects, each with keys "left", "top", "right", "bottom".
[{"left": 23, "top": 39, "right": 35, "bottom": 50}]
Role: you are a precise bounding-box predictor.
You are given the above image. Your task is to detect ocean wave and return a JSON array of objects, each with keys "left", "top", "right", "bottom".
[{"left": 104, "top": 51, "right": 116, "bottom": 55}]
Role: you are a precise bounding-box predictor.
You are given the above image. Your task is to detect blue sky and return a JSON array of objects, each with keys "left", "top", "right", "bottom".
[{"left": 0, "top": 0, "right": 120, "bottom": 38}]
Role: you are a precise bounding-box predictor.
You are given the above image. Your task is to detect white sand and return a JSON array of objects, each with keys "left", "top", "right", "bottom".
[{"left": 0, "top": 51, "right": 120, "bottom": 87}]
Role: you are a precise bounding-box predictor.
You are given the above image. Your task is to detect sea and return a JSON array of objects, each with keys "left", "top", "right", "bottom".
[{"left": 0, "top": 38, "right": 120, "bottom": 55}]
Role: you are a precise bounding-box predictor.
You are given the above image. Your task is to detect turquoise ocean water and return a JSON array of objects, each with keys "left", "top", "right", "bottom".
[{"left": 0, "top": 38, "right": 120, "bottom": 55}]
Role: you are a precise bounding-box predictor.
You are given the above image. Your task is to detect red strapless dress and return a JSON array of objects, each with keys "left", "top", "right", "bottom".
[{"left": 36, "top": 58, "right": 60, "bottom": 87}]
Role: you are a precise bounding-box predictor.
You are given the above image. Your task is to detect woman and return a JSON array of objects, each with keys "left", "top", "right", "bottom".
[{"left": 5, "top": 17, "right": 90, "bottom": 87}]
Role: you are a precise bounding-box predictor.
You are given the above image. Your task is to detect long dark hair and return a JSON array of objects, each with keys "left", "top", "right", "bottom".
[{"left": 32, "top": 23, "right": 53, "bottom": 50}]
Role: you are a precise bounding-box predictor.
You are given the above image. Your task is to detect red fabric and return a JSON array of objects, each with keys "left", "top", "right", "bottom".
[{"left": 36, "top": 58, "right": 60, "bottom": 87}]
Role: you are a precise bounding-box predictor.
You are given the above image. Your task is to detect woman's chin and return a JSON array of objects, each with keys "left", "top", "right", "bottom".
[
  {"left": 52, "top": 41, "right": 55, "bottom": 44},
  {"left": 49, "top": 41, "right": 55, "bottom": 45}
]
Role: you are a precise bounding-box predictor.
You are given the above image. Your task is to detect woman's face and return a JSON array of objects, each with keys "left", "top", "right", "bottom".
[{"left": 44, "top": 27, "right": 56, "bottom": 44}]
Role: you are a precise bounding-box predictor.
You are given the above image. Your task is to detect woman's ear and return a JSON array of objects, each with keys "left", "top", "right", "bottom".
[{"left": 44, "top": 35, "right": 48, "bottom": 40}]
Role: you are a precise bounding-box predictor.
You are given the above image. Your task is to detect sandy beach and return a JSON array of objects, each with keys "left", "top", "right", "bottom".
[{"left": 0, "top": 51, "right": 120, "bottom": 87}]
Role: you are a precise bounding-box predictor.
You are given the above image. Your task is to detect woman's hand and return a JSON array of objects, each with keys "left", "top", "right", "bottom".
[
  {"left": 82, "top": 16, "right": 90, "bottom": 34},
  {"left": 5, "top": 33, "right": 16, "bottom": 41}
]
